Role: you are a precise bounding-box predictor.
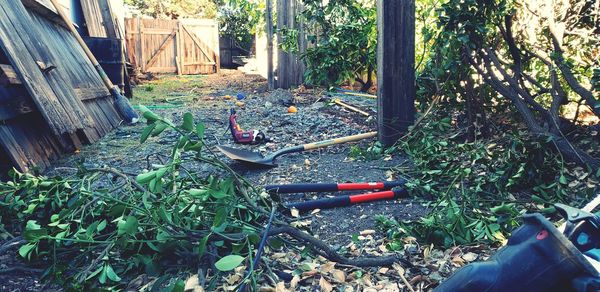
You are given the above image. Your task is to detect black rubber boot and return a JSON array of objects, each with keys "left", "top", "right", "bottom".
[{"left": 434, "top": 213, "right": 598, "bottom": 292}]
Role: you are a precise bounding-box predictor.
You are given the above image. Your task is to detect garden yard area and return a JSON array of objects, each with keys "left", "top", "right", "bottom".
[
  {"left": 1, "top": 70, "right": 492, "bottom": 291},
  {"left": 0, "top": 0, "right": 599, "bottom": 291}
]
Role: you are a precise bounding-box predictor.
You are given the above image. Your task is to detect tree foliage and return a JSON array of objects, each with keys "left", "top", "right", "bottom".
[
  {"left": 280, "top": 0, "right": 377, "bottom": 91},
  {"left": 125, "top": 0, "right": 219, "bottom": 19},
  {"left": 418, "top": 0, "right": 600, "bottom": 169},
  {"left": 218, "top": 0, "right": 264, "bottom": 53}
]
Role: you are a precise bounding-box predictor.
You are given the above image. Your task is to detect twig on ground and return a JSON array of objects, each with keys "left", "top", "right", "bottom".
[
  {"left": 393, "top": 263, "right": 416, "bottom": 292},
  {"left": 0, "top": 236, "right": 25, "bottom": 255},
  {"left": 268, "top": 226, "right": 412, "bottom": 267},
  {"left": 0, "top": 266, "right": 44, "bottom": 274},
  {"left": 86, "top": 167, "right": 147, "bottom": 193}
]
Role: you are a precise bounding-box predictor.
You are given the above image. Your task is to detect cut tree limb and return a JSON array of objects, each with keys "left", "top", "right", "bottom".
[{"left": 268, "top": 225, "right": 412, "bottom": 267}]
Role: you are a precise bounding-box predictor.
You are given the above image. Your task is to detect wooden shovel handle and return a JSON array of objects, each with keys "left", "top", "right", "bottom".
[{"left": 303, "top": 132, "right": 377, "bottom": 151}]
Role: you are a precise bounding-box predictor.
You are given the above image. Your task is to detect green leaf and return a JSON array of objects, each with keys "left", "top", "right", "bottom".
[
  {"left": 157, "top": 206, "right": 172, "bottom": 224},
  {"left": 215, "top": 255, "right": 245, "bottom": 271},
  {"left": 117, "top": 216, "right": 139, "bottom": 236},
  {"left": 196, "top": 123, "right": 205, "bottom": 138},
  {"left": 136, "top": 171, "right": 156, "bottom": 184},
  {"left": 188, "top": 188, "right": 208, "bottom": 198},
  {"left": 98, "top": 265, "right": 107, "bottom": 284},
  {"left": 182, "top": 113, "right": 195, "bottom": 131},
  {"left": 198, "top": 235, "right": 210, "bottom": 257},
  {"left": 151, "top": 121, "right": 169, "bottom": 137},
  {"left": 212, "top": 208, "right": 227, "bottom": 227},
  {"left": 559, "top": 174, "right": 568, "bottom": 185},
  {"left": 140, "top": 106, "right": 161, "bottom": 121},
  {"left": 18, "top": 243, "right": 36, "bottom": 259},
  {"left": 97, "top": 220, "right": 107, "bottom": 232},
  {"left": 105, "top": 264, "right": 121, "bottom": 282},
  {"left": 23, "top": 220, "right": 47, "bottom": 242},
  {"left": 86, "top": 265, "right": 104, "bottom": 281},
  {"left": 210, "top": 190, "right": 228, "bottom": 199},
  {"left": 140, "top": 123, "right": 157, "bottom": 143}
]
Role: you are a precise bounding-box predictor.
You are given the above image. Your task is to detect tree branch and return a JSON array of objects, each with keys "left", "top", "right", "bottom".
[
  {"left": 268, "top": 226, "right": 412, "bottom": 268},
  {"left": 548, "top": 24, "right": 600, "bottom": 117}
]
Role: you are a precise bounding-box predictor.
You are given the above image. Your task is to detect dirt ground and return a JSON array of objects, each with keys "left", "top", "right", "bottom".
[{"left": 0, "top": 70, "right": 489, "bottom": 291}]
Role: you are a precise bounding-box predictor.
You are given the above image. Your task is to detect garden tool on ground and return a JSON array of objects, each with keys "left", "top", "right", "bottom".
[
  {"left": 216, "top": 131, "right": 377, "bottom": 167},
  {"left": 434, "top": 202, "right": 600, "bottom": 292},
  {"left": 286, "top": 188, "right": 407, "bottom": 212},
  {"left": 265, "top": 180, "right": 406, "bottom": 193},
  {"left": 265, "top": 181, "right": 407, "bottom": 212},
  {"left": 333, "top": 98, "right": 371, "bottom": 116},
  {"left": 228, "top": 108, "right": 267, "bottom": 144}
]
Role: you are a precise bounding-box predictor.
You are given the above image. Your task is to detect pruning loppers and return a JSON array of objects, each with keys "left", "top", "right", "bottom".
[
  {"left": 228, "top": 108, "right": 267, "bottom": 144},
  {"left": 266, "top": 180, "right": 407, "bottom": 212}
]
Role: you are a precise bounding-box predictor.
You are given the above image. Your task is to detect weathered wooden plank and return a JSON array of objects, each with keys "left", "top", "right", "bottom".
[
  {"left": 0, "top": 124, "right": 32, "bottom": 172},
  {"left": 376, "top": 0, "right": 416, "bottom": 146},
  {"left": 139, "top": 28, "right": 175, "bottom": 35},
  {"left": 97, "top": 0, "right": 118, "bottom": 39},
  {"left": 74, "top": 87, "right": 110, "bottom": 100},
  {"left": 0, "top": 64, "right": 22, "bottom": 85},
  {"left": 146, "top": 66, "right": 178, "bottom": 73},
  {"left": 176, "top": 22, "right": 183, "bottom": 75},
  {"left": 21, "top": 0, "right": 68, "bottom": 28},
  {"left": 276, "top": 0, "right": 306, "bottom": 89},
  {"left": 80, "top": 0, "right": 108, "bottom": 37},
  {"left": 183, "top": 61, "right": 216, "bottom": 66},
  {"left": 140, "top": 17, "right": 146, "bottom": 72},
  {"left": 4, "top": 3, "right": 95, "bottom": 131},
  {"left": 266, "top": 0, "right": 274, "bottom": 90},
  {"left": 0, "top": 2, "right": 74, "bottom": 135}
]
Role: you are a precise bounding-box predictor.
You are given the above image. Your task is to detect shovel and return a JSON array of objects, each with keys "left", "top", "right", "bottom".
[{"left": 216, "top": 131, "right": 377, "bottom": 167}]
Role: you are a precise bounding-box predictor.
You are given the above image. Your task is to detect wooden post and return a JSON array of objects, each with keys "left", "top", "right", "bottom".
[
  {"left": 139, "top": 16, "right": 145, "bottom": 73},
  {"left": 266, "top": 0, "right": 274, "bottom": 90},
  {"left": 376, "top": 0, "right": 416, "bottom": 146},
  {"left": 176, "top": 21, "right": 183, "bottom": 75}
]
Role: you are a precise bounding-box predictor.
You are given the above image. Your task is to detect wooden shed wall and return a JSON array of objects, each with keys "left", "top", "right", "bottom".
[{"left": 0, "top": 1, "right": 125, "bottom": 173}]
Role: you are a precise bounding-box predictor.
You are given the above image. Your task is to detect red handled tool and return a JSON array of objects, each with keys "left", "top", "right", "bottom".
[
  {"left": 229, "top": 108, "right": 267, "bottom": 144},
  {"left": 265, "top": 181, "right": 407, "bottom": 212},
  {"left": 286, "top": 188, "right": 407, "bottom": 212},
  {"left": 265, "top": 180, "right": 405, "bottom": 193}
]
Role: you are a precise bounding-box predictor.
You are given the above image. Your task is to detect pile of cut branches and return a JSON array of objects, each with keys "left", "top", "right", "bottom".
[{"left": 0, "top": 107, "right": 406, "bottom": 290}]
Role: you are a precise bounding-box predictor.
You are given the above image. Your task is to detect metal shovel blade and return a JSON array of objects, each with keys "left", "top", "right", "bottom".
[{"left": 216, "top": 145, "right": 277, "bottom": 167}]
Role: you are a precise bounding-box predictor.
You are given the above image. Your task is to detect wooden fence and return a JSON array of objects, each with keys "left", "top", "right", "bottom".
[{"left": 125, "top": 18, "right": 219, "bottom": 75}]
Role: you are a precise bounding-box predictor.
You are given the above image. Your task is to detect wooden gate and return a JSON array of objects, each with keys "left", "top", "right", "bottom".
[{"left": 125, "top": 18, "right": 219, "bottom": 75}]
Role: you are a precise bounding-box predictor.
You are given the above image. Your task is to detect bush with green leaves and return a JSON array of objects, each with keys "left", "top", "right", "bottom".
[
  {"left": 372, "top": 112, "right": 599, "bottom": 248},
  {"left": 279, "top": 0, "right": 377, "bottom": 91},
  {"left": 218, "top": 0, "right": 264, "bottom": 54}
]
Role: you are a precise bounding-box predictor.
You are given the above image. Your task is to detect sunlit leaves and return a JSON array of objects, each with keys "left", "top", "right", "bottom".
[{"left": 215, "top": 255, "right": 245, "bottom": 271}]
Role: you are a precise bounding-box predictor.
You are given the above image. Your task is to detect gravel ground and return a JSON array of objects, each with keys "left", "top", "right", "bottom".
[{"left": 0, "top": 70, "right": 467, "bottom": 291}]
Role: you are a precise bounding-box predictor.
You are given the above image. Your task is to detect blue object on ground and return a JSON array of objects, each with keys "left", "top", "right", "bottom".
[{"left": 237, "top": 93, "right": 246, "bottom": 100}]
